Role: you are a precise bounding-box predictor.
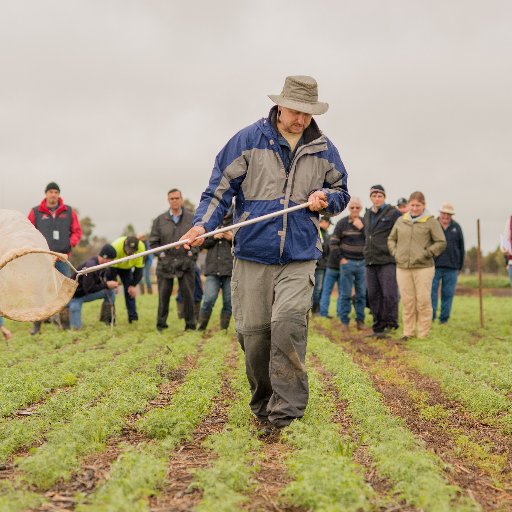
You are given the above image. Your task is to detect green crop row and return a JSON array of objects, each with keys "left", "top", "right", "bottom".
[
  {"left": 401, "top": 350, "right": 512, "bottom": 430},
  {"left": 0, "top": 331, "right": 170, "bottom": 462},
  {"left": 309, "top": 332, "right": 480, "bottom": 512},
  {"left": 0, "top": 331, "right": 135, "bottom": 417},
  {"left": 192, "top": 350, "right": 261, "bottom": 511},
  {"left": 76, "top": 332, "right": 231, "bottom": 512},
  {"left": 360, "top": 343, "right": 509, "bottom": 485},
  {"left": 406, "top": 337, "right": 512, "bottom": 393},
  {"left": 0, "top": 328, "right": 86, "bottom": 368},
  {"left": 279, "top": 365, "right": 374, "bottom": 511},
  {"left": 16, "top": 330, "right": 203, "bottom": 490}
]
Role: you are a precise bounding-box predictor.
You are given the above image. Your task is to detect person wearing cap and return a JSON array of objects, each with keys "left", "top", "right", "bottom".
[
  {"left": 388, "top": 192, "right": 446, "bottom": 340},
  {"left": 312, "top": 215, "right": 332, "bottom": 315},
  {"left": 396, "top": 197, "right": 409, "bottom": 215},
  {"left": 329, "top": 197, "right": 368, "bottom": 331},
  {"left": 106, "top": 236, "right": 145, "bottom": 324},
  {"left": 431, "top": 202, "right": 465, "bottom": 324},
  {"left": 68, "top": 245, "right": 119, "bottom": 329},
  {"left": 149, "top": 189, "right": 199, "bottom": 332},
  {"left": 180, "top": 75, "right": 350, "bottom": 431},
  {"left": 363, "top": 184, "right": 401, "bottom": 338},
  {"left": 28, "top": 182, "right": 82, "bottom": 334}
]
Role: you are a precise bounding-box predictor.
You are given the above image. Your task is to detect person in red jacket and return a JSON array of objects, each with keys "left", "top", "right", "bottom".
[{"left": 28, "top": 181, "right": 82, "bottom": 334}]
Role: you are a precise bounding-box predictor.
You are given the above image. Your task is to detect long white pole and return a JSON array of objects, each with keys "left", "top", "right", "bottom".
[{"left": 77, "top": 202, "right": 312, "bottom": 276}]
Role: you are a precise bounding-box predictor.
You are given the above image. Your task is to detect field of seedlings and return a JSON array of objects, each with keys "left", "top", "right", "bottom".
[{"left": 1, "top": 292, "right": 512, "bottom": 512}]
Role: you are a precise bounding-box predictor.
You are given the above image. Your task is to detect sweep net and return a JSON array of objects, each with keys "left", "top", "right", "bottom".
[{"left": 0, "top": 210, "right": 77, "bottom": 322}]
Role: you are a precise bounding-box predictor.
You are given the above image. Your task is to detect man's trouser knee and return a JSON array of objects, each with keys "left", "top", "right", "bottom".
[{"left": 231, "top": 258, "right": 315, "bottom": 425}]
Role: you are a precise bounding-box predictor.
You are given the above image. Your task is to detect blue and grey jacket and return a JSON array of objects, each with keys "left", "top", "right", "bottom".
[{"left": 193, "top": 107, "right": 350, "bottom": 265}]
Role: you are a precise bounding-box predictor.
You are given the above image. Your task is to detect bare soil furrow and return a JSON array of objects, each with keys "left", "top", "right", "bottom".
[
  {"left": 149, "top": 339, "right": 238, "bottom": 512},
  {"left": 309, "top": 353, "right": 417, "bottom": 512},
  {"left": 315, "top": 322, "right": 512, "bottom": 511},
  {"left": 26, "top": 336, "right": 210, "bottom": 511}
]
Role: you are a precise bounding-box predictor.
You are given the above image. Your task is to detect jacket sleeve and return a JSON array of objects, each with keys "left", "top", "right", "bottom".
[
  {"left": 28, "top": 208, "right": 36, "bottom": 226},
  {"left": 81, "top": 273, "right": 107, "bottom": 296},
  {"left": 387, "top": 223, "right": 398, "bottom": 257},
  {"left": 193, "top": 130, "right": 249, "bottom": 233},
  {"left": 329, "top": 220, "right": 342, "bottom": 259},
  {"left": 69, "top": 210, "right": 82, "bottom": 248},
  {"left": 149, "top": 217, "right": 161, "bottom": 250},
  {"left": 427, "top": 220, "right": 447, "bottom": 258},
  {"left": 316, "top": 140, "right": 350, "bottom": 216},
  {"left": 457, "top": 224, "right": 465, "bottom": 270}
]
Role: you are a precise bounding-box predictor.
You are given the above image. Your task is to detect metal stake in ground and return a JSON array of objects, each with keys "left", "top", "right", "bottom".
[{"left": 75, "top": 202, "right": 313, "bottom": 276}]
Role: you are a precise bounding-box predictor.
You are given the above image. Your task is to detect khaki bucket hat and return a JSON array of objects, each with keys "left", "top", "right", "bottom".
[
  {"left": 268, "top": 75, "right": 329, "bottom": 115},
  {"left": 439, "top": 202, "right": 455, "bottom": 215}
]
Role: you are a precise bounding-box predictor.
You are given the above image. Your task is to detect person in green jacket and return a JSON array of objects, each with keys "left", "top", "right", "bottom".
[
  {"left": 388, "top": 191, "right": 446, "bottom": 340},
  {"left": 106, "top": 236, "right": 145, "bottom": 324}
]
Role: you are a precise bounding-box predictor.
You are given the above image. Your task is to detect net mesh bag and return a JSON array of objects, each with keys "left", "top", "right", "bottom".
[{"left": 0, "top": 209, "right": 78, "bottom": 322}]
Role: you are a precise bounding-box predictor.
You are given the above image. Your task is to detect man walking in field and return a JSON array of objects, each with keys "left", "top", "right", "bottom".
[{"left": 181, "top": 76, "right": 350, "bottom": 431}]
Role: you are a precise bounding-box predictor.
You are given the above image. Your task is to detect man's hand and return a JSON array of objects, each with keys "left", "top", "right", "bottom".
[
  {"left": 308, "top": 191, "right": 328, "bottom": 212},
  {"left": 180, "top": 226, "right": 207, "bottom": 250},
  {"left": 127, "top": 285, "right": 137, "bottom": 298},
  {"left": 106, "top": 280, "right": 119, "bottom": 289}
]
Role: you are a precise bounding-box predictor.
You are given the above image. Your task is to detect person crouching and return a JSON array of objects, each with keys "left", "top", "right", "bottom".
[{"left": 68, "top": 244, "right": 119, "bottom": 329}]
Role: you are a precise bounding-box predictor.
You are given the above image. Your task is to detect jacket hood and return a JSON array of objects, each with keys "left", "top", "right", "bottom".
[{"left": 403, "top": 210, "right": 433, "bottom": 223}]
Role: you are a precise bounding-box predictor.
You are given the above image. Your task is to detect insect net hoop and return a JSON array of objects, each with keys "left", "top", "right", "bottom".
[{"left": 0, "top": 210, "right": 78, "bottom": 322}]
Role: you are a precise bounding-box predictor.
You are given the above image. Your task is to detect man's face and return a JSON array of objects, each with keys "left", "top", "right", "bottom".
[
  {"left": 168, "top": 192, "right": 183, "bottom": 211},
  {"left": 45, "top": 189, "right": 60, "bottom": 207},
  {"left": 278, "top": 107, "right": 312, "bottom": 135},
  {"left": 439, "top": 212, "right": 452, "bottom": 224},
  {"left": 319, "top": 220, "right": 330, "bottom": 230},
  {"left": 370, "top": 192, "right": 385, "bottom": 208},
  {"left": 397, "top": 204, "right": 409, "bottom": 214}
]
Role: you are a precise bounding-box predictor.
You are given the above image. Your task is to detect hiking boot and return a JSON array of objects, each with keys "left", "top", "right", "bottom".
[
  {"left": 356, "top": 320, "right": 366, "bottom": 330},
  {"left": 220, "top": 313, "right": 231, "bottom": 330},
  {"left": 30, "top": 321, "right": 41, "bottom": 335},
  {"left": 100, "top": 303, "right": 116, "bottom": 326},
  {"left": 197, "top": 312, "right": 211, "bottom": 331},
  {"left": 340, "top": 323, "right": 349, "bottom": 333},
  {"left": 59, "top": 307, "right": 70, "bottom": 330}
]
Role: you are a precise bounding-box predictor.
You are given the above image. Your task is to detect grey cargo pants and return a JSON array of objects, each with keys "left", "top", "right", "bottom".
[{"left": 231, "top": 258, "right": 316, "bottom": 427}]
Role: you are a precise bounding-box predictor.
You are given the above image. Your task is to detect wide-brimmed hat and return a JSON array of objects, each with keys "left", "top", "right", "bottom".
[
  {"left": 439, "top": 202, "right": 455, "bottom": 215},
  {"left": 268, "top": 76, "right": 329, "bottom": 115}
]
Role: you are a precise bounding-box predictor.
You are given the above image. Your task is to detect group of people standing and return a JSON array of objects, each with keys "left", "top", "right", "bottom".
[
  {"left": 314, "top": 184, "right": 465, "bottom": 340},
  {"left": 3, "top": 75, "right": 475, "bottom": 437},
  {"left": 20, "top": 183, "right": 235, "bottom": 336}
]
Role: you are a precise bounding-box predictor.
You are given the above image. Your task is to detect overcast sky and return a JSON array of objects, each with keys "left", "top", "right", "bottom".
[{"left": 1, "top": 0, "right": 510, "bottom": 252}]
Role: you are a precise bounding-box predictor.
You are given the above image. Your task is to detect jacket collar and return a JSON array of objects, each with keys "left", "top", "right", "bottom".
[
  {"left": 264, "top": 105, "right": 323, "bottom": 144},
  {"left": 38, "top": 197, "right": 66, "bottom": 216}
]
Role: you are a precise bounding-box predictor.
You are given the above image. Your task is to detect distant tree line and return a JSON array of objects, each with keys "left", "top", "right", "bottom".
[{"left": 464, "top": 246, "right": 508, "bottom": 275}]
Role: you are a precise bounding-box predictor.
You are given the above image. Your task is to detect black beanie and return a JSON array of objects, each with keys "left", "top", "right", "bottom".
[
  {"left": 45, "top": 182, "right": 60, "bottom": 193},
  {"left": 99, "top": 244, "right": 117, "bottom": 259},
  {"left": 369, "top": 184, "right": 385, "bottom": 197}
]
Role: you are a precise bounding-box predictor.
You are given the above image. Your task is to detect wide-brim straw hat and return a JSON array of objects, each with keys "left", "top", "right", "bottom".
[
  {"left": 439, "top": 202, "right": 455, "bottom": 215},
  {"left": 268, "top": 75, "right": 329, "bottom": 115}
]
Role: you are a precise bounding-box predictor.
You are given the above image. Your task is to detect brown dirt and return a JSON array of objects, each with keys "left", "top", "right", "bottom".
[
  {"left": 314, "top": 321, "right": 512, "bottom": 511},
  {"left": 27, "top": 337, "right": 210, "bottom": 512},
  {"left": 456, "top": 286, "right": 512, "bottom": 297},
  {"left": 149, "top": 339, "right": 239, "bottom": 511},
  {"left": 309, "top": 354, "right": 417, "bottom": 512}
]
